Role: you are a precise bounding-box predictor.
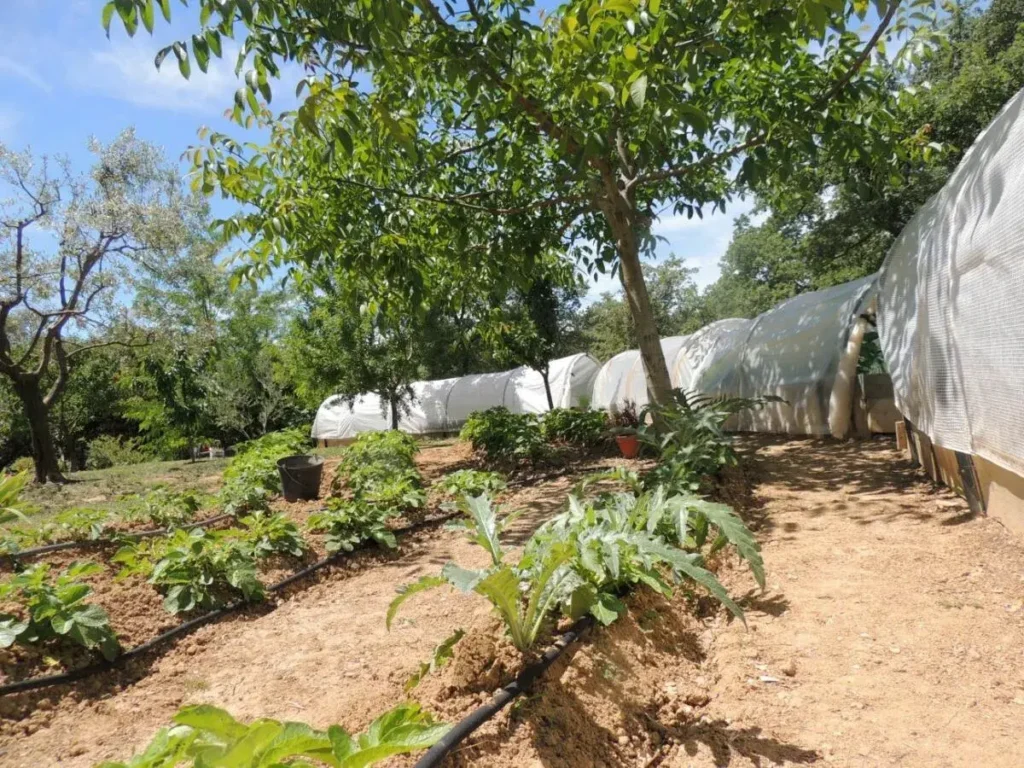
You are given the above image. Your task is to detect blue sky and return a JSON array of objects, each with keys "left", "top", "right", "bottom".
[{"left": 0, "top": 0, "right": 753, "bottom": 299}]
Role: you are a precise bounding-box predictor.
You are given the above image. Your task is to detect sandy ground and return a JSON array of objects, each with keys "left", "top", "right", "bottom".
[
  {"left": 692, "top": 437, "right": 1024, "bottom": 768},
  {"left": 3, "top": 437, "right": 1023, "bottom": 767}
]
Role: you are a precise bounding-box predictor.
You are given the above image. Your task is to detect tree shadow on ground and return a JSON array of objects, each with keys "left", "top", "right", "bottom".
[
  {"left": 668, "top": 716, "right": 822, "bottom": 767},
  {"left": 734, "top": 434, "right": 974, "bottom": 528}
]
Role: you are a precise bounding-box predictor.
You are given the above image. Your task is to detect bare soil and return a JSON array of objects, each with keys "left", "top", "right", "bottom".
[
  {"left": 0, "top": 444, "right": 639, "bottom": 762},
  {"left": 3, "top": 437, "right": 1023, "bottom": 768}
]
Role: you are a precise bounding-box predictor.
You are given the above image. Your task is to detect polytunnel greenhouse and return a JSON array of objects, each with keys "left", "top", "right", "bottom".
[
  {"left": 590, "top": 276, "right": 877, "bottom": 436},
  {"left": 310, "top": 353, "right": 600, "bottom": 441}
]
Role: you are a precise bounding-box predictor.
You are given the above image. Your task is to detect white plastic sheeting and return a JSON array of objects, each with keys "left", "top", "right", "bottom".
[
  {"left": 311, "top": 353, "right": 600, "bottom": 440},
  {"left": 699, "top": 276, "right": 877, "bottom": 434},
  {"left": 878, "top": 86, "right": 1024, "bottom": 477},
  {"left": 590, "top": 336, "right": 694, "bottom": 412},
  {"left": 590, "top": 278, "right": 876, "bottom": 435}
]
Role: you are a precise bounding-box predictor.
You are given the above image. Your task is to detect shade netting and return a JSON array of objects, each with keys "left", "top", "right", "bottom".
[{"left": 878, "top": 86, "right": 1024, "bottom": 477}]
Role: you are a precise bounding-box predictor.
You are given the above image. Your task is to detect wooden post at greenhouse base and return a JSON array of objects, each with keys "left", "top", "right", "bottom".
[{"left": 897, "top": 419, "right": 1024, "bottom": 534}]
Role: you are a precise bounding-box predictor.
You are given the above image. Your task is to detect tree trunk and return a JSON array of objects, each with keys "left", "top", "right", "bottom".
[
  {"left": 598, "top": 178, "right": 675, "bottom": 407},
  {"left": 14, "top": 379, "right": 64, "bottom": 483},
  {"left": 539, "top": 367, "right": 554, "bottom": 411},
  {"left": 389, "top": 393, "right": 400, "bottom": 430}
]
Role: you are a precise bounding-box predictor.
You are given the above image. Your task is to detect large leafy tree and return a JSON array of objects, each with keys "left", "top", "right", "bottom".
[
  {"left": 0, "top": 131, "right": 203, "bottom": 482},
  {"left": 701, "top": 0, "right": 1024, "bottom": 323},
  {"left": 108, "top": 0, "right": 942, "bottom": 408}
]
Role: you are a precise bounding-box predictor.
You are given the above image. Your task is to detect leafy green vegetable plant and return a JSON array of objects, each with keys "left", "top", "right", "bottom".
[
  {"left": 405, "top": 628, "right": 465, "bottom": 692},
  {"left": 0, "top": 472, "right": 35, "bottom": 524},
  {"left": 435, "top": 469, "right": 507, "bottom": 501},
  {"left": 529, "top": 490, "right": 751, "bottom": 625},
  {"left": 113, "top": 528, "right": 265, "bottom": 614},
  {"left": 459, "top": 407, "right": 546, "bottom": 465},
  {"left": 0, "top": 507, "right": 111, "bottom": 553},
  {"left": 96, "top": 702, "right": 448, "bottom": 768},
  {"left": 121, "top": 488, "right": 203, "bottom": 529},
  {"left": 333, "top": 431, "right": 426, "bottom": 515},
  {"left": 0, "top": 561, "right": 120, "bottom": 660},
  {"left": 220, "top": 428, "right": 310, "bottom": 515},
  {"left": 541, "top": 408, "right": 609, "bottom": 447},
  {"left": 388, "top": 495, "right": 590, "bottom": 652},
  {"left": 232, "top": 511, "right": 307, "bottom": 558},
  {"left": 639, "top": 391, "right": 783, "bottom": 492},
  {"left": 307, "top": 498, "right": 398, "bottom": 553}
]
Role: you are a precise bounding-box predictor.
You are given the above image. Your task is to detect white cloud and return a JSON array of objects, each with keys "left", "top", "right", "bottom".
[
  {"left": 0, "top": 56, "right": 51, "bottom": 92},
  {"left": 67, "top": 40, "right": 243, "bottom": 114},
  {"left": 0, "top": 106, "right": 23, "bottom": 143}
]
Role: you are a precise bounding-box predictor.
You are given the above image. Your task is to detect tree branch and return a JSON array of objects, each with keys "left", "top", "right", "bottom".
[
  {"left": 815, "top": 1, "right": 900, "bottom": 111},
  {"left": 331, "top": 175, "right": 585, "bottom": 215},
  {"left": 414, "top": 0, "right": 603, "bottom": 173},
  {"left": 634, "top": 2, "right": 900, "bottom": 189}
]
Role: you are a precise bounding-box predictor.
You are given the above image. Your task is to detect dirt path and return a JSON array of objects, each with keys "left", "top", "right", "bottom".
[{"left": 693, "top": 437, "right": 1024, "bottom": 768}]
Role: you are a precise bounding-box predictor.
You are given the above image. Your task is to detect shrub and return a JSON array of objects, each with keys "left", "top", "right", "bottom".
[
  {"left": 113, "top": 528, "right": 264, "bottom": 614},
  {"left": 0, "top": 561, "right": 120, "bottom": 660},
  {"left": 8, "top": 456, "right": 34, "bottom": 474},
  {"left": 307, "top": 498, "right": 398, "bottom": 553},
  {"left": 435, "top": 469, "right": 507, "bottom": 500},
  {"left": 99, "top": 702, "right": 449, "bottom": 768},
  {"left": 220, "top": 428, "right": 310, "bottom": 515},
  {"left": 459, "top": 407, "right": 545, "bottom": 465},
  {"left": 541, "top": 408, "right": 608, "bottom": 447},
  {"left": 86, "top": 435, "right": 150, "bottom": 470}
]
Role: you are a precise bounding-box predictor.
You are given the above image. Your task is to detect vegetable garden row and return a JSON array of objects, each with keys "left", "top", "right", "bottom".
[{"left": 0, "top": 396, "right": 767, "bottom": 766}]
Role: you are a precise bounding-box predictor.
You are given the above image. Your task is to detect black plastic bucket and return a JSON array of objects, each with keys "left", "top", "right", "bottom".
[{"left": 277, "top": 455, "right": 325, "bottom": 501}]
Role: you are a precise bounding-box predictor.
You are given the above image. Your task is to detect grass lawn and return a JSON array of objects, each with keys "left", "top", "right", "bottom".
[{"left": 18, "top": 457, "right": 231, "bottom": 520}]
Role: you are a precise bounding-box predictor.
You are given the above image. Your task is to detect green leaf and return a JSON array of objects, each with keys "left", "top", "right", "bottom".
[
  {"left": 590, "top": 592, "right": 626, "bottom": 625},
  {"left": 101, "top": 2, "right": 116, "bottom": 35},
  {"left": 154, "top": 44, "right": 173, "bottom": 70},
  {"left": 174, "top": 705, "right": 249, "bottom": 741},
  {"left": 678, "top": 104, "right": 708, "bottom": 135},
  {"left": 141, "top": 0, "right": 155, "bottom": 33},
  {"left": 172, "top": 41, "right": 190, "bottom": 79},
  {"left": 687, "top": 499, "right": 764, "bottom": 588},
  {"left": 0, "top": 616, "right": 28, "bottom": 647},
  {"left": 629, "top": 75, "right": 648, "bottom": 109},
  {"left": 158, "top": 0, "right": 171, "bottom": 22},
  {"left": 386, "top": 575, "right": 446, "bottom": 630}
]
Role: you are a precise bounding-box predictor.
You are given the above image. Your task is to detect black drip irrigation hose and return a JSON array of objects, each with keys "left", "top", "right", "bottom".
[
  {"left": 4, "top": 513, "right": 235, "bottom": 560},
  {"left": 413, "top": 615, "right": 595, "bottom": 768},
  {"left": 0, "top": 510, "right": 462, "bottom": 697}
]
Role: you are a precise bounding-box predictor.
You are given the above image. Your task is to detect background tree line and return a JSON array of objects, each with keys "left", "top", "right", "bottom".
[{"left": 3, "top": 0, "right": 1021, "bottom": 479}]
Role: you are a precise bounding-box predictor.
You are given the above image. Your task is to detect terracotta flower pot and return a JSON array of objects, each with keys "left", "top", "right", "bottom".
[{"left": 615, "top": 434, "right": 640, "bottom": 459}]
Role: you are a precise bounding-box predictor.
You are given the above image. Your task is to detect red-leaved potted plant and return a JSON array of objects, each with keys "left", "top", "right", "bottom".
[{"left": 610, "top": 401, "right": 641, "bottom": 459}]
